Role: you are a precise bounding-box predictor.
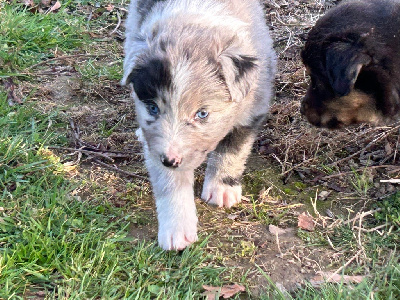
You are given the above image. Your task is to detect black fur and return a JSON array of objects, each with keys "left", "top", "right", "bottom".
[
  {"left": 250, "top": 114, "right": 265, "bottom": 128},
  {"left": 324, "top": 42, "right": 371, "bottom": 97},
  {"left": 301, "top": 0, "right": 400, "bottom": 126},
  {"left": 137, "top": 0, "right": 166, "bottom": 26},
  {"left": 160, "top": 154, "right": 179, "bottom": 168},
  {"left": 231, "top": 55, "right": 258, "bottom": 82},
  {"left": 127, "top": 58, "right": 172, "bottom": 102},
  {"left": 215, "top": 126, "right": 255, "bottom": 154},
  {"left": 146, "top": 120, "right": 156, "bottom": 125}
]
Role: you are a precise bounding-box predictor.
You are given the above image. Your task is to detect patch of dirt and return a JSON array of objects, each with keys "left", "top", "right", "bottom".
[{"left": 200, "top": 216, "right": 336, "bottom": 295}]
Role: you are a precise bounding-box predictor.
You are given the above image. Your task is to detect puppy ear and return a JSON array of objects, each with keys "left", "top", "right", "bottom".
[
  {"left": 121, "top": 37, "right": 148, "bottom": 86},
  {"left": 325, "top": 42, "right": 371, "bottom": 96},
  {"left": 219, "top": 50, "right": 258, "bottom": 102}
]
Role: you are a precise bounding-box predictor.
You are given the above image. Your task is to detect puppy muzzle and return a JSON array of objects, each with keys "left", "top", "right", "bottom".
[{"left": 160, "top": 154, "right": 182, "bottom": 168}]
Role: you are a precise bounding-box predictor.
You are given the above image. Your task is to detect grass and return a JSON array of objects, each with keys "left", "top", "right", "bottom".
[
  {"left": 349, "top": 166, "right": 373, "bottom": 197},
  {"left": 0, "top": 91, "right": 227, "bottom": 298},
  {"left": 1, "top": 0, "right": 399, "bottom": 299},
  {"left": 77, "top": 57, "right": 123, "bottom": 83},
  {"left": 0, "top": 3, "right": 87, "bottom": 77}
]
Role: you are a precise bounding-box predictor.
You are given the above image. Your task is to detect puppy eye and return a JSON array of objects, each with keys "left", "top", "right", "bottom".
[
  {"left": 148, "top": 103, "right": 160, "bottom": 116},
  {"left": 195, "top": 110, "right": 209, "bottom": 119}
]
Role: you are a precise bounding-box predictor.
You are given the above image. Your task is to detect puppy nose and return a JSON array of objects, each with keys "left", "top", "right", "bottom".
[{"left": 160, "top": 154, "right": 182, "bottom": 168}]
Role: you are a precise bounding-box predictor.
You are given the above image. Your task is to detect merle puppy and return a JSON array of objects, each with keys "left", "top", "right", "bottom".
[
  {"left": 301, "top": 0, "right": 400, "bottom": 128},
  {"left": 122, "top": 0, "right": 276, "bottom": 250}
]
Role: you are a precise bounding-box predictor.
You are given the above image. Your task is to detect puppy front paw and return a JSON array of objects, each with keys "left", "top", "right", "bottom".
[
  {"left": 158, "top": 217, "right": 198, "bottom": 251},
  {"left": 201, "top": 180, "right": 242, "bottom": 208}
]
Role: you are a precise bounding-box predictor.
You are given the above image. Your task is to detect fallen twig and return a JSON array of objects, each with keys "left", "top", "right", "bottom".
[
  {"left": 315, "top": 165, "right": 396, "bottom": 182},
  {"left": 93, "top": 159, "right": 148, "bottom": 181},
  {"left": 327, "top": 249, "right": 363, "bottom": 283},
  {"left": 48, "top": 146, "right": 115, "bottom": 162},
  {"left": 380, "top": 179, "right": 400, "bottom": 183},
  {"left": 328, "top": 123, "right": 400, "bottom": 167},
  {"left": 280, "top": 157, "right": 315, "bottom": 176},
  {"left": 28, "top": 54, "right": 107, "bottom": 69},
  {"left": 388, "top": 167, "right": 400, "bottom": 174},
  {"left": 342, "top": 208, "right": 382, "bottom": 226},
  {"left": 357, "top": 212, "right": 367, "bottom": 259},
  {"left": 49, "top": 145, "right": 138, "bottom": 160},
  {"left": 353, "top": 223, "right": 390, "bottom": 234},
  {"left": 327, "top": 208, "right": 382, "bottom": 230},
  {"left": 110, "top": 11, "right": 122, "bottom": 34},
  {"left": 68, "top": 119, "right": 95, "bottom": 149}
]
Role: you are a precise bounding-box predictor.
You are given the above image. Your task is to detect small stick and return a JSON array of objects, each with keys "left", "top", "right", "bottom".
[
  {"left": 68, "top": 119, "right": 102, "bottom": 150},
  {"left": 357, "top": 214, "right": 367, "bottom": 259},
  {"left": 388, "top": 167, "right": 400, "bottom": 174},
  {"left": 343, "top": 208, "right": 382, "bottom": 226},
  {"left": 110, "top": 11, "right": 122, "bottom": 34},
  {"left": 281, "top": 158, "right": 315, "bottom": 176},
  {"left": 326, "top": 249, "right": 363, "bottom": 283},
  {"left": 329, "top": 123, "right": 400, "bottom": 166},
  {"left": 28, "top": 54, "right": 107, "bottom": 69},
  {"left": 353, "top": 223, "right": 389, "bottom": 233},
  {"left": 93, "top": 159, "right": 148, "bottom": 181},
  {"left": 318, "top": 165, "right": 396, "bottom": 181},
  {"left": 380, "top": 179, "right": 400, "bottom": 183},
  {"left": 275, "top": 232, "right": 283, "bottom": 257},
  {"left": 326, "top": 235, "right": 339, "bottom": 251},
  {"left": 69, "top": 118, "right": 83, "bottom": 146},
  {"left": 48, "top": 146, "right": 114, "bottom": 162}
]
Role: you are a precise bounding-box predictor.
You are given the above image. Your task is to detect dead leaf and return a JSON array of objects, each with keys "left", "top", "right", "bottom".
[
  {"left": 40, "top": 0, "right": 51, "bottom": 6},
  {"left": 318, "top": 190, "right": 331, "bottom": 201},
  {"left": 385, "top": 141, "right": 393, "bottom": 156},
  {"left": 310, "top": 271, "right": 366, "bottom": 287},
  {"left": 105, "top": 4, "right": 115, "bottom": 11},
  {"left": 3, "top": 78, "right": 23, "bottom": 106},
  {"left": 88, "top": 32, "right": 102, "bottom": 38},
  {"left": 298, "top": 212, "right": 315, "bottom": 231},
  {"left": 22, "top": 0, "right": 39, "bottom": 13},
  {"left": 24, "top": 0, "right": 34, "bottom": 6},
  {"left": 48, "top": 0, "right": 61, "bottom": 13},
  {"left": 202, "top": 284, "right": 245, "bottom": 300},
  {"left": 268, "top": 224, "right": 288, "bottom": 235},
  {"left": 227, "top": 214, "right": 238, "bottom": 220}
]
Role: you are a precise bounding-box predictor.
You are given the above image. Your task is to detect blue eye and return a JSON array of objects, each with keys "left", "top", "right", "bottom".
[
  {"left": 196, "top": 110, "right": 209, "bottom": 119},
  {"left": 148, "top": 104, "right": 160, "bottom": 116}
]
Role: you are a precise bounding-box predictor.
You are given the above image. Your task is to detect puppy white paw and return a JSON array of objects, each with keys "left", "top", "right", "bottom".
[
  {"left": 158, "top": 224, "right": 197, "bottom": 250},
  {"left": 201, "top": 181, "right": 242, "bottom": 208},
  {"left": 158, "top": 223, "right": 198, "bottom": 251}
]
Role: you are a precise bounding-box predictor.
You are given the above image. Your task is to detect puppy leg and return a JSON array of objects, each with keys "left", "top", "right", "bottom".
[
  {"left": 144, "top": 149, "right": 198, "bottom": 250},
  {"left": 201, "top": 126, "right": 257, "bottom": 208}
]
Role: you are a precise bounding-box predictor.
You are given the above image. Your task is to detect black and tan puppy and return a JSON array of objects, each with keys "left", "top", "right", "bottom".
[{"left": 301, "top": 0, "right": 400, "bottom": 128}]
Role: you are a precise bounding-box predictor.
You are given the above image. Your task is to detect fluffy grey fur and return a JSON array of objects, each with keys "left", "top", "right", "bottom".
[{"left": 123, "top": 0, "right": 276, "bottom": 250}]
